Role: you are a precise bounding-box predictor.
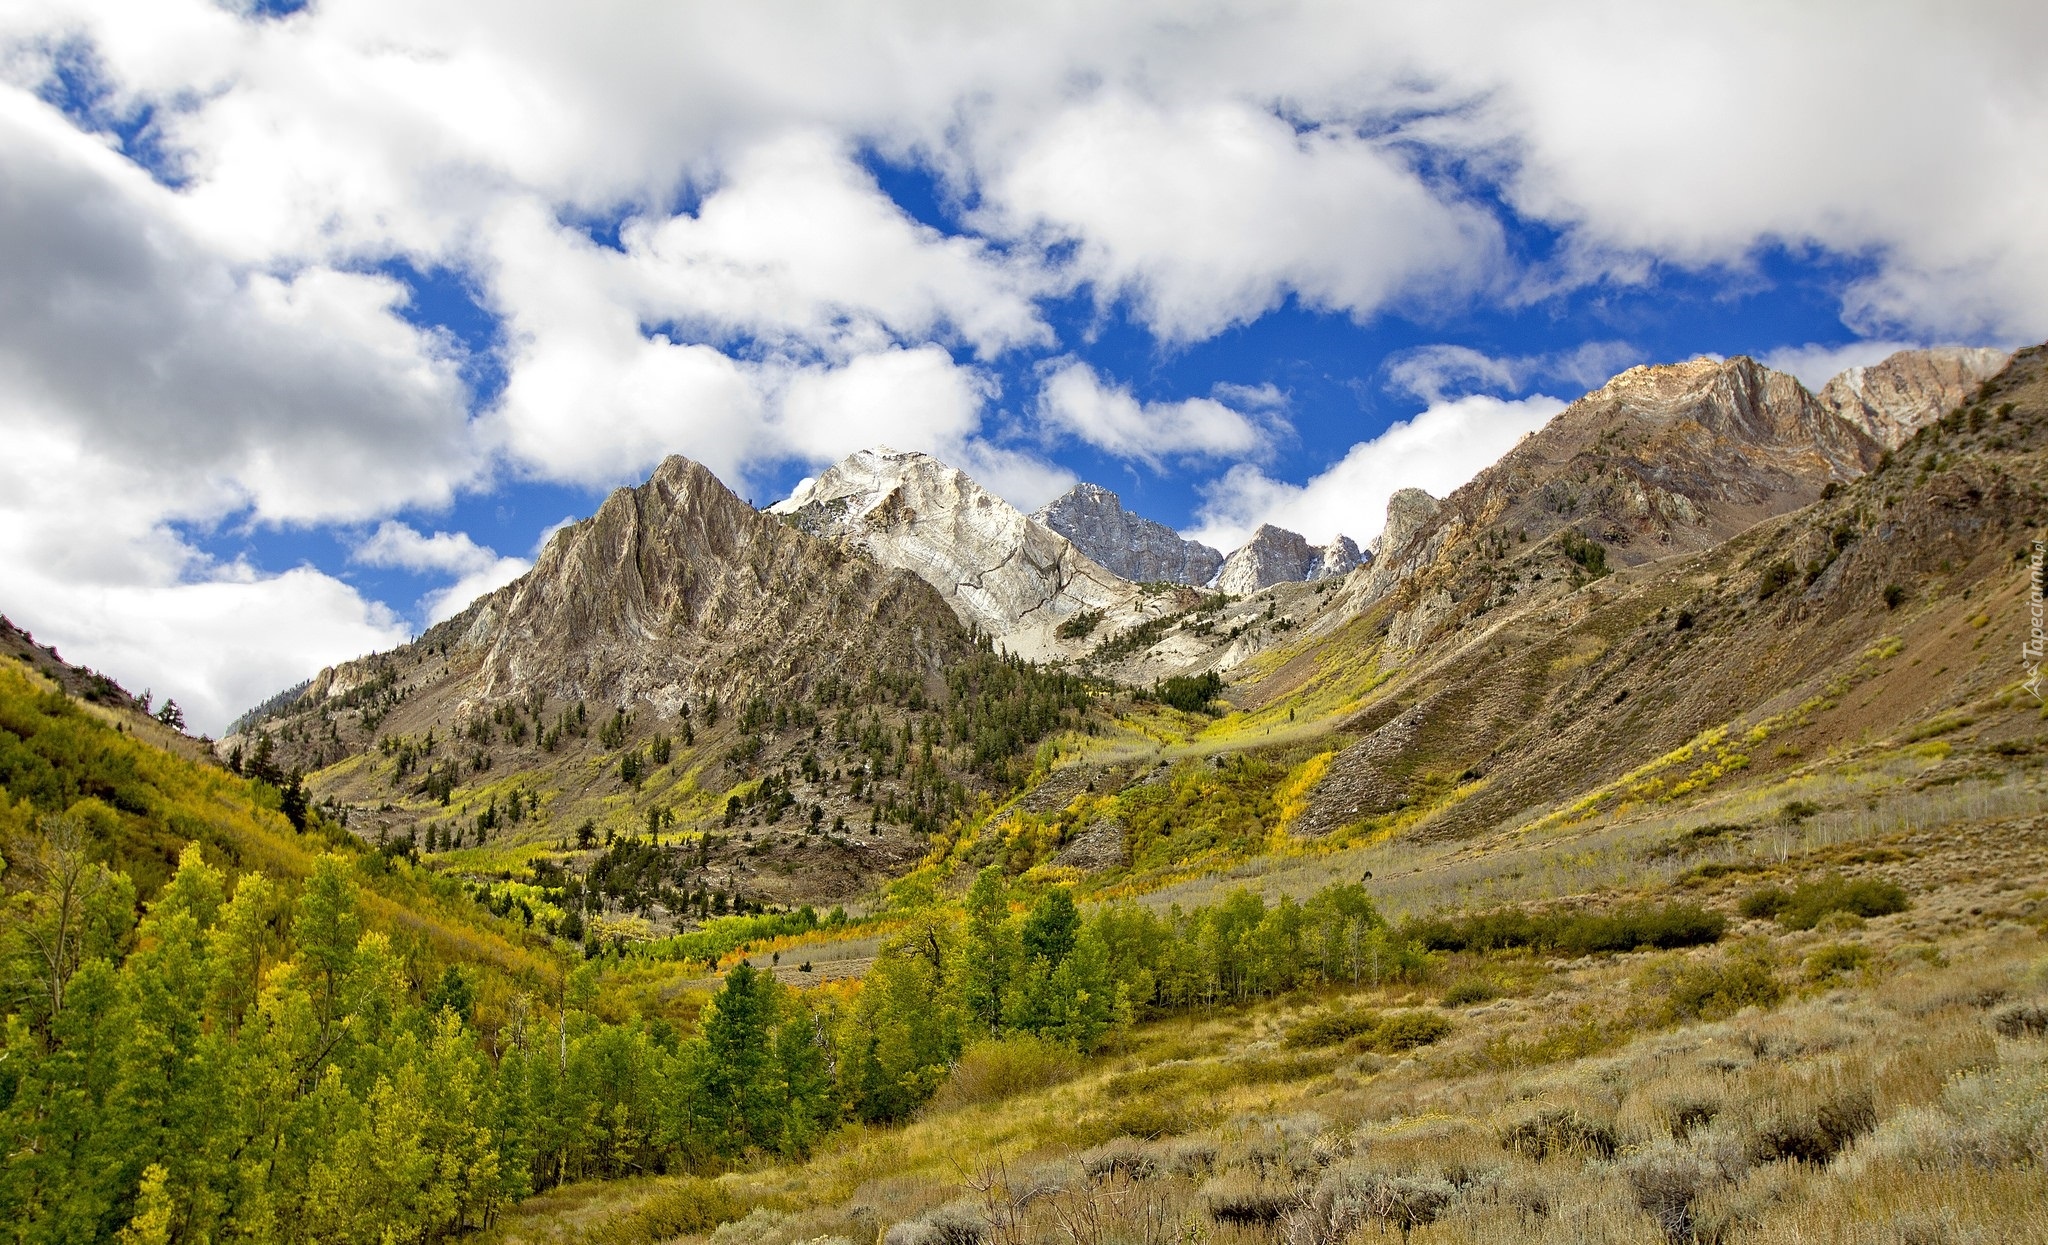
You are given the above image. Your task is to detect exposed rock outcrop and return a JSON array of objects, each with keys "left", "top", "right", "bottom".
[
  {"left": 1032, "top": 483, "right": 1223, "bottom": 586},
  {"left": 469, "top": 456, "right": 970, "bottom": 711},
  {"left": 1315, "top": 535, "right": 1365, "bottom": 580},
  {"left": 1819, "top": 346, "right": 2011, "bottom": 449},
  {"left": 1214, "top": 524, "right": 1317, "bottom": 594},
  {"left": 299, "top": 455, "right": 972, "bottom": 721},
  {"left": 771, "top": 448, "right": 1135, "bottom": 655},
  {"left": 1214, "top": 524, "right": 1362, "bottom": 594}
]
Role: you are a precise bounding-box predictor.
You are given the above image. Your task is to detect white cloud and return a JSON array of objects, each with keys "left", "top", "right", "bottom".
[
  {"left": 0, "top": 429, "right": 409, "bottom": 736},
  {"left": 776, "top": 346, "right": 991, "bottom": 467},
  {"left": 1189, "top": 394, "right": 1564, "bottom": 551},
  {"left": 1036, "top": 360, "right": 1281, "bottom": 467},
  {"left": 623, "top": 131, "right": 1049, "bottom": 360},
  {"left": 0, "top": 87, "right": 479, "bottom": 526},
  {"left": 6, "top": 0, "right": 2048, "bottom": 728},
  {"left": 983, "top": 94, "right": 1504, "bottom": 341},
  {"left": 352, "top": 521, "right": 530, "bottom": 624},
  {"left": 1385, "top": 340, "right": 1640, "bottom": 404},
  {"left": 1757, "top": 340, "right": 1921, "bottom": 392}
]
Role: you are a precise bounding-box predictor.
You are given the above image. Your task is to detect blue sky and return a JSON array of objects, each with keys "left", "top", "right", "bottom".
[{"left": 1, "top": 2, "right": 2043, "bottom": 732}]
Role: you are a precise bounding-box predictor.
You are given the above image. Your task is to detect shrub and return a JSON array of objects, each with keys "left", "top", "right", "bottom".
[
  {"left": 1405, "top": 902, "right": 1725, "bottom": 956},
  {"left": 1286, "top": 1007, "right": 1381, "bottom": 1049},
  {"left": 883, "top": 1203, "right": 985, "bottom": 1245},
  {"left": 1803, "top": 943, "right": 1872, "bottom": 982},
  {"left": 1202, "top": 1176, "right": 1292, "bottom": 1225},
  {"left": 1287, "top": 1007, "right": 1449, "bottom": 1053},
  {"left": 1883, "top": 583, "right": 1908, "bottom": 609},
  {"left": 926, "top": 1034, "right": 1082, "bottom": 1112},
  {"left": 1738, "top": 886, "right": 1790, "bottom": 919},
  {"left": 1078, "top": 1136, "right": 1160, "bottom": 1182},
  {"left": 1166, "top": 1139, "right": 1220, "bottom": 1177},
  {"left": 1749, "top": 874, "right": 1909, "bottom": 930},
  {"left": 1440, "top": 977, "right": 1500, "bottom": 1007},
  {"left": 1757, "top": 560, "right": 1797, "bottom": 599},
  {"left": 1286, "top": 1168, "right": 1454, "bottom": 1244},
  {"left": 1368, "top": 1010, "right": 1453, "bottom": 1053},
  {"left": 1622, "top": 1146, "right": 1724, "bottom": 1242},
  {"left": 587, "top": 1177, "right": 749, "bottom": 1245},
  {"left": 1745, "top": 1086, "right": 1876, "bottom": 1164},
  {"left": 1993, "top": 1002, "right": 2048, "bottom": 1038},
  {"left": 1667, "top": 957, "right": 1784, "bottom": 1021},
  {"left": 1498, "top": 1108, "right": 1619, "bottom": 1160}
]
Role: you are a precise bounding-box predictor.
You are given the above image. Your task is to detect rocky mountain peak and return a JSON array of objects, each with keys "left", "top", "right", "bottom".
[
  {"left": 1378, "top": 488, "right": 1442, "bottom": 563},
  {"left": 1213, "top": 523, "right": 1359, "bottom": 594},
  {"left": 1819, "top": 346, "right": 2011, "bottom": 449},
  {"left": 451, "top": 453, "right": 968, "bottom": 713},
  {"left": 771, "top": 448, "right": 1132, "bottom": 652},
  {"left": 1032, "top": 483, "right": 1223, "bottom": 586},
  {"left": 1315, "top": 535, "right": 1363, "bottom": 579}
]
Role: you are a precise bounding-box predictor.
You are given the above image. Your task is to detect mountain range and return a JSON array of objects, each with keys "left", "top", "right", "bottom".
[
  {"left": 197, "top": 342, "right": 2028, "bottom": 917},
  {"left": 9, "top": 337, "right": 2046, "bottom": 1244}
]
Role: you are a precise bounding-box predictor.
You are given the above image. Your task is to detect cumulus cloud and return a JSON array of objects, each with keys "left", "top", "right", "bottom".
[
  {"left": 623, "top": 131, "right": 1049, "bottom": 360},
  {"left": 0, "top": 88, "right": 478, "bottom": 526},
  {"left": 5, "top": 0, "right": 2048, "bottom": 724},
  {"left": 1385, "top": 340, "right": 1640, "bottom": 404},
  {"left": 1035, "top": 360, "right": 1282, "bottom": 467},
  {"left": 352, "top": 521, "right": 530, "bottom": 624},
  {"left": 984, "top": 95, "right": 1504, "bottom": 341},
  {"left": 0, "top": 429, "right": 409, "bottom": 736},
  {"left": 1758, "top": 340, "right": 1922, "bottom": 392},
  {"left": 1188, "top": 394, "right": 1565, "bottom": 551}
]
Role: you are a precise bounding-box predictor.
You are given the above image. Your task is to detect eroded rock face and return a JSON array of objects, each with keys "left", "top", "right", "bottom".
[
  {"left": 771, "top": 448, "right": 1132, "bottom": 647},
  {"left": 1214, "top": 524, "right": 1361, "bottom": 594},
  {"left": 1819, "top": 346, "right": 2011, "bottom": 449},
  {"left": 1358, "top": 489, "right": 1441, "bottom": 601},
  {"left": 283, "top": 454, "right": 971, "bottom": 736},
  {"left": 1316, "top": 535, "right": 1364, "bottom": 580},
  {"left": 467, "top": 455, "right": 969, "bottom": 712},
  {"left": 1032, "top": 483, "right": 1223, "bottom": 586},
  {"left": 1214, "top": 524, "right": 1317, "bottom": 594}
]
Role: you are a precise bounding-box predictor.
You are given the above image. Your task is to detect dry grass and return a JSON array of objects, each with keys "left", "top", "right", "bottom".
[{"left": 487, "top": 762, "right": 2048, "bottom": 1245}]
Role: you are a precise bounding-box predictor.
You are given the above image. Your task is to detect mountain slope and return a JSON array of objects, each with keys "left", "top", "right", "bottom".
[
  {"left": 1033, "top": 483, "right": 1223, "bottom": 586},
  {"left": 1283, "top": 344, "right": 2048, "bottom": 838},
  {"left": 1820, "top": 345, "right": 2010, "bottom": 449},
  {"left": 465, "top": 454, "right": 969, "bottom": 713},
  {"left": 772, "top": 448, "right": 1143, "bottom": 658},
  {"left": 233, "top": 454, "right": 1109, "bottom": 910}
]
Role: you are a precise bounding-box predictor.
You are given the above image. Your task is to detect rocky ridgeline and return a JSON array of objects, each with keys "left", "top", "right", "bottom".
[
  {"left": 276, "top": 454, "right": 973, "bottom": 745},
  {"left": 1033, "top": 483, "right": 1223, "bottom": 586},
  {"left": 770, "top": 448, "right": 1138, "bottom": 658},
  {"left": 1214, "top": 524, "right": 1363, "bottom": 594},
  {"left": 1819, "top": 345, "right": 2009, "bottom": 449}
]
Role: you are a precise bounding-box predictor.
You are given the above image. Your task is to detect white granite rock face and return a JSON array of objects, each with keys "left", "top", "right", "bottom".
[
  {"left": 1214, "top": 524, "right": 1365, "bottom": 595},
  {"left": 1819, "top": 346, "right": 2010, "bottom": 449},
  {"left": 1315, "top": 535, "right": 1364, "bottom": 580},
  {"left": 1032, "top": 483, "right": 1224, "bottom": 586},
  {"left": 1214, "top": 525, "right": 1314, "bottom": 594},
  {"left": 771, "top": 448, "right": 1134, "bottom": 651}
]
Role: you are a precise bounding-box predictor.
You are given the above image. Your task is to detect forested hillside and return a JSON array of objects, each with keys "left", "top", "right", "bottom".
[{"left": 0, "top": 654, "right": 1458, "bottom": 1241}]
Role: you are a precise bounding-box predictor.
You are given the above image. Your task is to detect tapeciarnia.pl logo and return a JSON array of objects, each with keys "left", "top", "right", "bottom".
[{"left": 2025, "top": 536, "right": 2045, "bottom": 704}]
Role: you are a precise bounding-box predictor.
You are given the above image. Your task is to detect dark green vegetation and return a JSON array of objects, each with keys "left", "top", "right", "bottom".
[
  {"left": 1153, "top": 670, "right": 1225, "bottom": 714},
  {"left": 1738, "top": 874, "right": 1910, "bottom": 929},
  {"left": 1404, "top": 901, "right": 1727, "bottom": 956}
]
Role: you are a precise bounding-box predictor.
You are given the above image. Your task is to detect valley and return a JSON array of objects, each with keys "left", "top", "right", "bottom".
[{"left": 5, "top": 343, "right": 2046, "bottom": 1243}]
